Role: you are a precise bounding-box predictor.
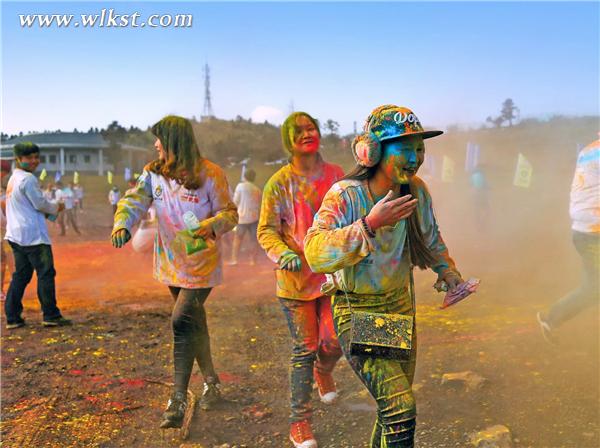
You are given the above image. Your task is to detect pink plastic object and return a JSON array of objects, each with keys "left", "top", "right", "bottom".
[{"left": 440, "top": 278, "right": 480, "bottom": 309}]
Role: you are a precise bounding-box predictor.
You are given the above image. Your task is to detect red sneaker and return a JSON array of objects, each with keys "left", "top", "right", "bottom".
[
  {"left": 290, "top": 420, "right": 317, "bottom": 448},
  {"left": 314, "top": 368, "right": 337, "bottom": 405}
]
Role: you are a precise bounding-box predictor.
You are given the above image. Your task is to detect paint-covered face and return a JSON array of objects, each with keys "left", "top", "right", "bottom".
[
  {"left": 290, "top": 115, "right": 320, "bottom": 155},
  {"left": 154, "top": 138, "right": 166, "bottom": 160},
  {"left": 17, "top": 153, "right": 40, "bottom": 173},
  {"left": 379, "top": 136, "right": 425, "bottom": 184}
]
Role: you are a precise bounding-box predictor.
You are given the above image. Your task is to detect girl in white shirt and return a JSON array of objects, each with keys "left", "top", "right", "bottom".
[{"left": 111, "top": 116, "right": 238, "bottom": 428}]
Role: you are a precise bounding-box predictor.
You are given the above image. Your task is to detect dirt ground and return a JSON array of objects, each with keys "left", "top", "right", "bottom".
[{"left": 1, "top": 185, "right": 598, "bottom": 448}]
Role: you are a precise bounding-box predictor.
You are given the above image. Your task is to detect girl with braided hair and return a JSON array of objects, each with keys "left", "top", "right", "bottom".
[{"left": 304, "top": 105, "right": 463, "bottom": 447}]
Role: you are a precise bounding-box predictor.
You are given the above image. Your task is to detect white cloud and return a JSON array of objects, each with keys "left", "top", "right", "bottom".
[{"left": 250, "top": 106, "right": 285, "bottom": 125}]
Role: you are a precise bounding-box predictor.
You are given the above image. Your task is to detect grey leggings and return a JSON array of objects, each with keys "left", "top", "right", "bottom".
[
  {"left": 168, "top": 287, "right": 218, "bottom": 393},
  {"left": 548, "top": 231, "right": 599, "bottom": 328}
]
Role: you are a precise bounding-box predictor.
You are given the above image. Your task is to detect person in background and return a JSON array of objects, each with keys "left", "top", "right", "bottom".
[
  {"left": 304, "top": 105, "right": 463, "bottom": 448},
  {"left": 42, "top": 183, "right": 54, "bottom": 202},
  {"left": 1, "top": 160, "right": 13, "bottom": 301},
  {"left": 73, "top": 182, "right": 84, "bottom": 210},
  {"left": 470, "top": 164, "right": 490, "bottom": 230},
  {"left": 111, "top": 115, "right": 238, "bottom": 429},
  {"left": 4, "top": 142, "right": 71, "bottom": 329},
  {"left": 55, "top": 181, "right": 81, "bottom": 236},
  {"left": 229, "top": 168, "right": 262, "bottom": 265},
  {"left": 537, "top": 138, "right": 599, "bottom": 343},
  {"left": 108, "top": 186, "right": 121, "bottom": 215},
  {"left": 257, "top": 112, "right": 344, "bottom": 448}
]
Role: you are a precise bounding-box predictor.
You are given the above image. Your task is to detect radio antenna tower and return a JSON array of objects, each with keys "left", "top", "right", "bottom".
[{"left": 202, "top": 63, "right": 214, "bottom": 119}]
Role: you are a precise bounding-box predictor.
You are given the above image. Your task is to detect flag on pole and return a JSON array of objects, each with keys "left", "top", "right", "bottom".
[
  {"left": 441, "top": 156, "right": 455, "bottom": 183},
  {"left": 124, "top": 167, "right": 132, "bottom": 182},
  {"left": 513, "top": 153, "right": 533, "bottom": 188},
  {"left": 465, "top": 142, "right": 480, "bottom": 172},
  {"left": 73, "top": 171, "right": 80, "bottom": 184},
  {"left": 107, "top": 171, "right": 113, "bottom": 185},
  {"left": 424, "top": 154, "right": 436, "bottom": 177},
  {"left": 39, "top": 168, "right": 47, "bottom": 181},
  {"left": 54, "top": 171, "right": 62, "bottom": 183}
]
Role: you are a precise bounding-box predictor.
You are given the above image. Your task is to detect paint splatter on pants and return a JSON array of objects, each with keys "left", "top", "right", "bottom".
[
  {"left": 279, "top": 296, "right": 343, "bottom": 422},
  {"left": 168, "top": 287, "right": 218, "bottom": 393},
  {"left": 5, "top": 242, "right": 62, "bottom": 323},
  {"left": 332, "top": 289, "right": 417, "bottom": 448},
  {"left": 548, "top": 231, "right": 600, "bottom": 328}
]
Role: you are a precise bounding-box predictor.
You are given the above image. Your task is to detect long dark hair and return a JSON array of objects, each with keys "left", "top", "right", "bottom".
[
  {"left": 147, "top": 115, "right": 204, "bottom": 190},
  {"left": 343, "top": 164, "right": 438, "bottom": 270}
]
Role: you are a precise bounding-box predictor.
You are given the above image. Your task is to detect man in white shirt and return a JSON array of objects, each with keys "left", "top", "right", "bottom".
[
  {"left": 73, "top": 183, "right": 84, "bottom": 210},
  {"left": 108, "top": 186, "right": 121, "bottom": 215},
  {"left": 538, "top": 139, "right": 599, "bottom": 343},
  {"left": 4, "top": 142, "right": 71, "bottom": 329},
  {"left": 229, "top": 169, "right": 261, "bottom": 265},
  {"left": 55, "top": 182, "right": 81, "bottom": 236}
]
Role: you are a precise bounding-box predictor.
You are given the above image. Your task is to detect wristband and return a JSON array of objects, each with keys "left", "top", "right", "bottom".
[{"left": 360, "top": 216, "right": 376, "bottom": 238}]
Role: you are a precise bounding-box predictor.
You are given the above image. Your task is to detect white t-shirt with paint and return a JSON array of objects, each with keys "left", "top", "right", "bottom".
[{"left": 5, "top": 168, "right": 59, "bottom": 246}]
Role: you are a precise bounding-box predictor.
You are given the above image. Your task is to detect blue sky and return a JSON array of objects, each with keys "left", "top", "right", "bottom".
[{"left": 2, "top": 1, "right": 599, "bottom": 135}]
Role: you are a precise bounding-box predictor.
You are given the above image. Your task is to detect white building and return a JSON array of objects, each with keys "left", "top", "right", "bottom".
[{"left": 0, "top": 132, "right": 150, "bottom": 175}]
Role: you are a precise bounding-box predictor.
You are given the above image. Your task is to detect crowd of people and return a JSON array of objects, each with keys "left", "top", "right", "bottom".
[{"left": 2, "top": 108, "right": 597, "bottom": 448}]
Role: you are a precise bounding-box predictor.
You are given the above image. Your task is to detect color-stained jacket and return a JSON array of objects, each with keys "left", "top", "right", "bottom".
[
  {"left": 257, "top": 156, "right": 344, "bottom": 300},
  {"left": 304, "top": 177, "right": 457, "bottom": 295},
  {"left": 570, "top": 139, "right": 599, "bottom": 234},
  {"left": 113, "top": 159, "right": 238, "bottom": 288}
]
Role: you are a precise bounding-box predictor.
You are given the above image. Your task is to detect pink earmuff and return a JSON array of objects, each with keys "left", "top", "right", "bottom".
[{"left": 351, "top": 132, "right": 381, "bottom": 167}]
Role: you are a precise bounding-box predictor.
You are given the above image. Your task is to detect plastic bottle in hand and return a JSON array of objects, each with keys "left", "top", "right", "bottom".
[{"left": 182, "top": 211, "right": 207, "bottom": 255}]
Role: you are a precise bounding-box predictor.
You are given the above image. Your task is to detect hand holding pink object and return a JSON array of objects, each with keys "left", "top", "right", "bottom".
[{"left": 440, "top": 278, "right": 480, "bottom": 309}]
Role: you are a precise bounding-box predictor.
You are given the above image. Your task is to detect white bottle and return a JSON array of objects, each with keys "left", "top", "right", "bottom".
[{"left": 183, "top": 211, "right": 200, "bottom": 230}]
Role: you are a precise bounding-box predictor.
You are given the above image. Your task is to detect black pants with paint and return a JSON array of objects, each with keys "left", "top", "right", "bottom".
[
  {"left": 5, "top": 242, "right": 62, "bottom": 324},
  {"left": 168, "top": 287, "right": 218, "bottom": 393}
]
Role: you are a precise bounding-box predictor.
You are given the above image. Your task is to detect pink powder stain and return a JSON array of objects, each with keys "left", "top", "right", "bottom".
[
  {"left": 118, "top": 378, "right": 145, "bottom": 389},
  {"left": 68, "top": 369, "right": 86, "bottom": 376},
  {"left": 218, "top": 372, "right": 242, "bottom": 384}
]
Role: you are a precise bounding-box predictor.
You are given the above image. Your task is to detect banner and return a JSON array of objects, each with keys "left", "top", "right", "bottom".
[
  {"left": 441, "top": 156, "right": 455, "bottom": 183},
  {"left": 39, "top": 168, "right": 47, "bottom": 181},
  {"left": 54, "top": 171, "right": 61, "bottom": 183},
  {"left": 73, "top": 171, "right": 80, "bottom": 184},
  {"left": 513, "top": 153, "right": 533, "bottom": 188},
  {"left": 124, "top": 167, "right": 132, "bottom": 182},
  {"left": 107, "top": 171, "right": 113, "bottom": 185}
]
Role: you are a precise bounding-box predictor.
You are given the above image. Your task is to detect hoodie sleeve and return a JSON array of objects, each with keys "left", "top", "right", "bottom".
[
  {"left": 112, "top": 170, "right": 153, "bottom": 235},
  {"left": 304, "top": 185, "right": 374, "bottom": 274},
  {"left": 202, "top": 167, "right": 238, "bottom": 238}
]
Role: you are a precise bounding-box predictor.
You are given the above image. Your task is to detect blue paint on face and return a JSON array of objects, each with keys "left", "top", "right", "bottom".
[{"left": 379, "top": 136, "right": 425, "bottom": 185}]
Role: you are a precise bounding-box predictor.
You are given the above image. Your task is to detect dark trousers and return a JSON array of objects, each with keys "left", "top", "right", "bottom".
[
  {"left": 168, "top": 286, "right": 218, "bottom": 393},
  {"left": 5, "top": 242, "right": 62, "bottom": 323}
]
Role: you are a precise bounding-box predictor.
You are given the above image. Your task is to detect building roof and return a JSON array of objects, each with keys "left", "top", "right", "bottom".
[{"left": 0, "top": 132, "right": 149, "bottom": 156}]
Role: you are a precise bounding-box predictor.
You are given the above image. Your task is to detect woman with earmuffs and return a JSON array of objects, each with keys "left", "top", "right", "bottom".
[{"left": 304, "top": 105, "right": 463, "bottom": 447}]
